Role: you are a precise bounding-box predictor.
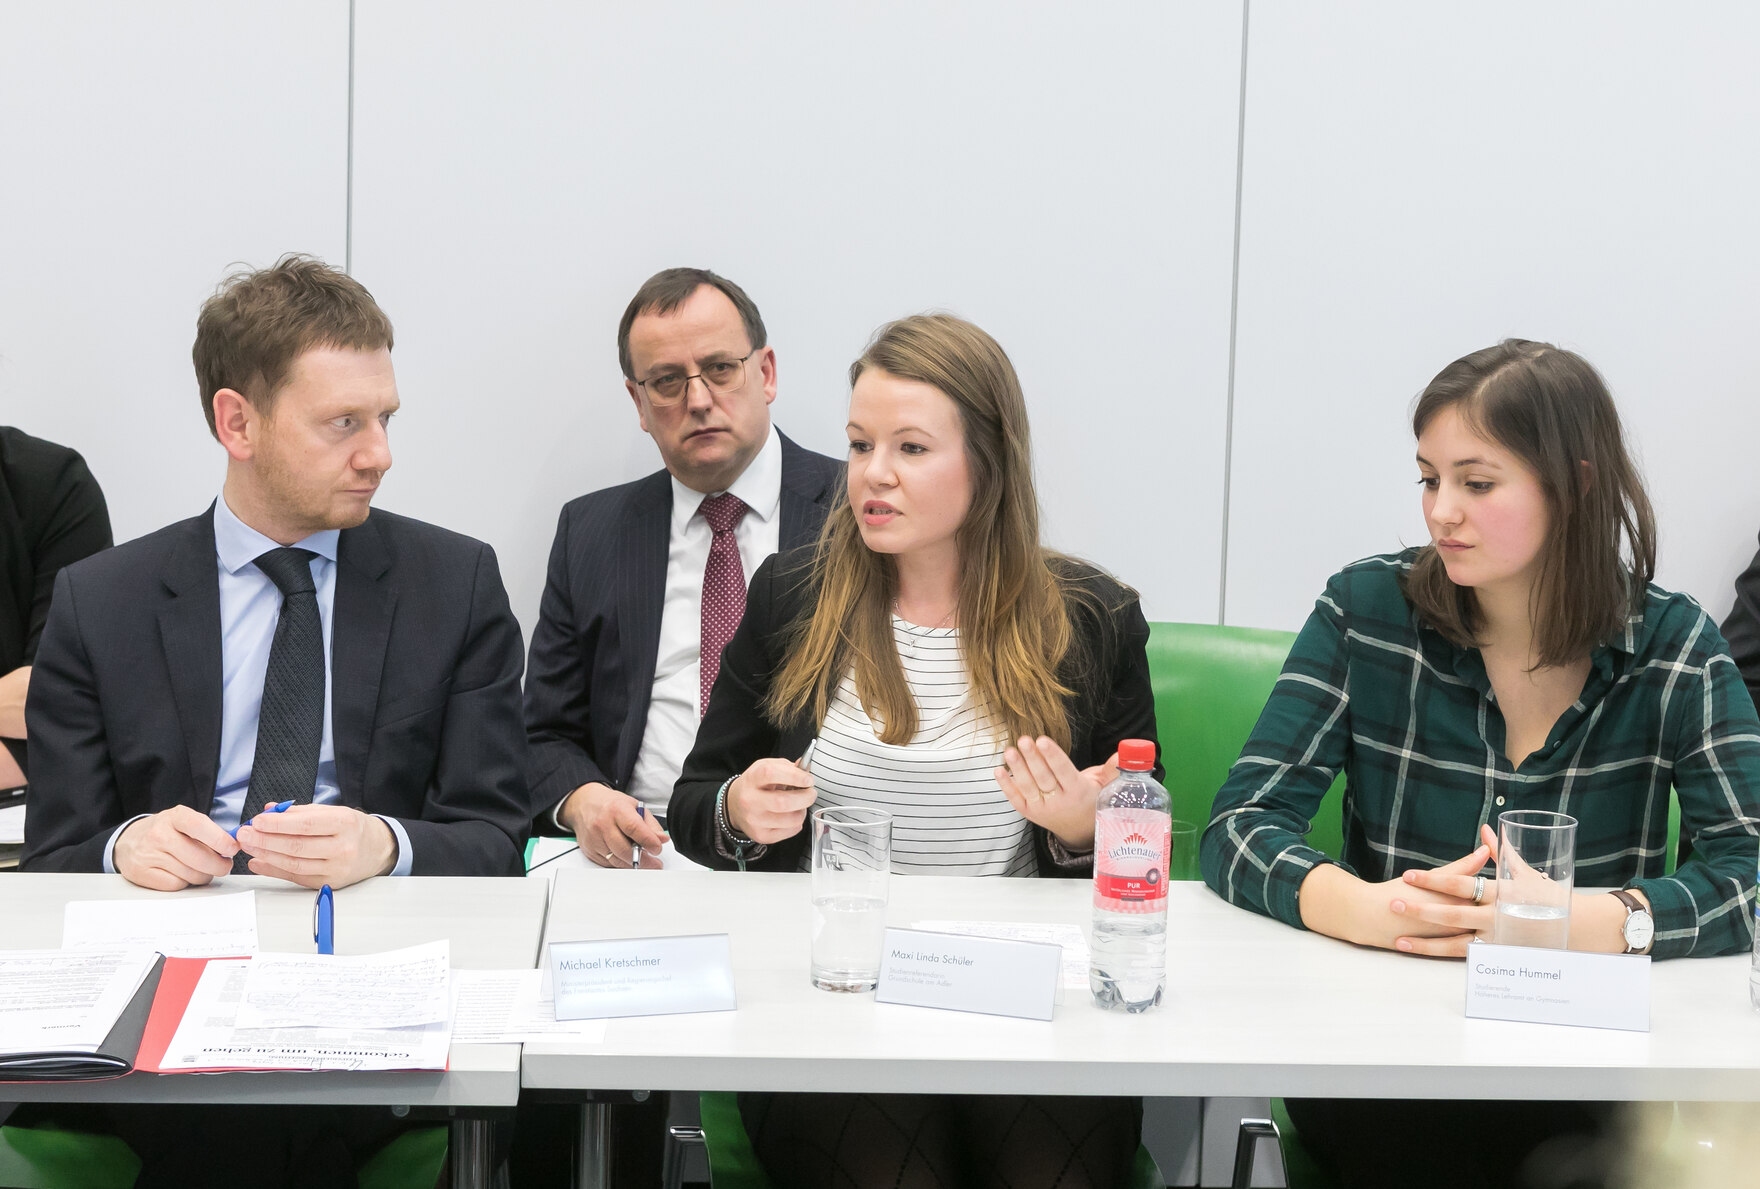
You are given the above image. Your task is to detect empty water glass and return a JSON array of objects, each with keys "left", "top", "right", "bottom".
[
  {"left": 810, "top": 806, "right": 892, "bottom": 992},
  {"left": 1492, "top": 810, "right": 1577, "bottom": 949}
]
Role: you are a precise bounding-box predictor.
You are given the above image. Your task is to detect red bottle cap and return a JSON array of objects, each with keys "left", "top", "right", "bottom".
[{"left": 1116, "top": 739, "right": 1155, "bottom": 771}]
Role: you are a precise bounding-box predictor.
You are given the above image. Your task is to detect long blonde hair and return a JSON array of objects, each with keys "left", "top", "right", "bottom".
[{"left": 764, "top": 313, "right": 1081, "bottom": 747}]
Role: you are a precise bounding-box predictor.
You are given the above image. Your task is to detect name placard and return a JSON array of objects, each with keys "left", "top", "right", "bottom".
[
  {"left": 548, "top": 934, "right": 736, "bottom": 1021},
  {"left": 1463, "top": 940, "right": 1650, "bottom": 1032},
  {"left": 874, "top": 927, "right": 1061, "bottom": 1021}
]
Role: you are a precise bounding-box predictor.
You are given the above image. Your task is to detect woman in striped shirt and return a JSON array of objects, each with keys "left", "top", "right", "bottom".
[{"left": 671, "top": 313, "right": 1158, "bottom": 1189}]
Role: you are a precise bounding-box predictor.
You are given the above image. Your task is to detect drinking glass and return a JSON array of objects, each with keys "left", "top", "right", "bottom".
[
  {"left": 1491, "top": 810, "right": 1577, "bottom": 949},
  {"left": 1168, "top": 820, "right": 1201, "bottom": 882},
  {"left": 809, "top": 806, "right": 892, "bottom": 992}
]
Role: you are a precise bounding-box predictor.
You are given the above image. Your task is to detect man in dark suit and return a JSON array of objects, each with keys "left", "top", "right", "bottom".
[
  {"left": 515, "top": 269, "right": 838, "bottom": 1189},
  {"left": 18, "top": 255, "right": 527, "bottom": 1188},
  {"left": 524, "top": 268, "right": 840, "bottom": 864},
  {"left": 24, "top": 255, "right": 527, "bottom": 889}
]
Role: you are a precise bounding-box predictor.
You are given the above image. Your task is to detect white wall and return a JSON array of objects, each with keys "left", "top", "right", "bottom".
[
  {"left": 0, "top": 2, "right": 350, "bottom": 544},
  {"left": 348, "top": 0, "right": 1246, "bottom": 631},
  {"left": 5, "top": 2, "right": 1759, "bottom": 641},
  {"left": 1225, "top": 0, "right": 1760, "bottom": 631}
]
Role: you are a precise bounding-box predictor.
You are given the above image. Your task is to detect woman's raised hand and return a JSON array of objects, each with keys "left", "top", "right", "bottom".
[{"left": 994, "top": 736, "right": 1116, "bottom": 852}]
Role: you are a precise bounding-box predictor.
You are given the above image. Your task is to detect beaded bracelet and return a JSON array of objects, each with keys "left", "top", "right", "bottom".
[{"left": 715, "top": 775, "right": 759, "bottom": 872}]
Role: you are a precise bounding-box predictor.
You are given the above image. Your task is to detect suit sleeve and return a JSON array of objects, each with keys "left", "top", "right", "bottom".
[
  {"left": 393, "top": 542, "right": 530, "bottom": 876},
  {"left": 21, "top": 568, "right": 125, "bottom": 871},
  {"left": 523, "top": 506, "right": 613, "bottom": 834},
  {"left": 670, "top": 556, "right": 809, "bottom": 871},
  {"left": 1719, "top": 533, "right": 1760, "bottom": 716}
]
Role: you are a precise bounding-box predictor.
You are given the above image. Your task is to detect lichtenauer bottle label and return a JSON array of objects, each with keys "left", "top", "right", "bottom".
[{"left": 1093, "top": 809, "right": 1171, "bottom": 913}]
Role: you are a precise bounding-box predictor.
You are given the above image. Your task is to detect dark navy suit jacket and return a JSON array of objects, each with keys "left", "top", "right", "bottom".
[
  {"left": 523, "top": 431, "right": 841, "bottom": 829},
  {"left": 22, "top": 506, "right": 530, "bottom": 876}
]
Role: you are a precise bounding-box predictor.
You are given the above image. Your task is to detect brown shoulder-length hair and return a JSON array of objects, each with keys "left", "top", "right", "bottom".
[
  {"left": 763, "top": 313, "right": 1088, "bottom": 748},
  {"left": 1403, "top": 338, "right": 1656, "bottom": 666}
]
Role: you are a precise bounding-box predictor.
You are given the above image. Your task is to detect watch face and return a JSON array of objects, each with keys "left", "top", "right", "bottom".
[{"left": 1624, "top": 910, "right": 1655, "bottom": 951}]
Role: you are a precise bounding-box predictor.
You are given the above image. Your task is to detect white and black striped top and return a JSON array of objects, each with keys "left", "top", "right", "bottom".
[{"left": 804, "top": 616, "right": 1034, "bottom": 877}]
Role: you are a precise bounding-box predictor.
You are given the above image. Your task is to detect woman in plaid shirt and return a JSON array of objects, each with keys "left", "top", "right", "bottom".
[{"left": 1203, "top": 339, "right": 1760, "bottom": 1189}]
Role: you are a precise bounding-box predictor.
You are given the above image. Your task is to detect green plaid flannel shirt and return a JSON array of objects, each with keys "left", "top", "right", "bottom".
[{"left": 1201, "top": 550, "right": 1760, "bottom": 958}]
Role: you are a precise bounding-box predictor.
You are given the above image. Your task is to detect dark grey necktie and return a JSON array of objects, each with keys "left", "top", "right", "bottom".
[{"left": 234, "top": 547, "right": 323, "bottom": 872}]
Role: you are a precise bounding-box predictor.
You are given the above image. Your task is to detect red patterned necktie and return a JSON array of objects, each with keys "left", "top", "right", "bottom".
[{"left": 698, "top": 492, "right": 750, "bottom": 716}]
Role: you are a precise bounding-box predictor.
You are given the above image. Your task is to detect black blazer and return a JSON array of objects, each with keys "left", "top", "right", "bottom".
[
  {"left": 670, "top": 548, "right": 1162, "bottom": 876},
  {"left": 21, "top": 506, "right": 530, "bottom": 876},
  {"left": 1, "top": 427, "right": 113, "bottom": 779},
  {"left": 523, "top": 432, "right": 842, "bottom": 830},
  {"left": 1722, "top": 530, "right": 1760, "bottom": 715}
]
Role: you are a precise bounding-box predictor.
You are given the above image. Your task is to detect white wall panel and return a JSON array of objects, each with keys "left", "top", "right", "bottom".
[
  {"left": 1226, "top": 1, "right": 1760, "bottom": 631},
  {"left": 0, "top": 3, "right": 350, "bottom": 544},
  {"left": 350, "top": 1, "right": 1246, "bottom": 634}
]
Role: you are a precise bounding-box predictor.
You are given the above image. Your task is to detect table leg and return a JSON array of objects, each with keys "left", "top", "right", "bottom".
[
  {"left": 577, "top": 1102, "right": 612, "bottom": 1189},
  {"left": 450, "top": 1117, "right": 495, "bottom": 1189}
]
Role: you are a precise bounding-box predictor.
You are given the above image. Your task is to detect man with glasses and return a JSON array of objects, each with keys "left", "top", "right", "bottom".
[
  {"left": 525, "top": 268, "right": 840, "bottom": 861},
  {"left": 518, "top": 268, "right": 839, "bottom": 1187}
]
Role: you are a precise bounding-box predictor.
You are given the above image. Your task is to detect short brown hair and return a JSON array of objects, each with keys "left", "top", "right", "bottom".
[
  {"left": 193, "top": 254, "right": 394, "bottom": 437},
  {"left": 616, "top": 268, "right": 766, "bottom": 380},
  {"left": 1402, "top": 339, "right": 1657, "bottom": 666}
]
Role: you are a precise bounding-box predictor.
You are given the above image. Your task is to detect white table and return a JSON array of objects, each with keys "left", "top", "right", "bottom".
[
  {"left": 527, "top": 867, "right": 1760, "bottom": 1182},
  {"left": 1, "top": 873, "right": 550, "bottom": 1188}
]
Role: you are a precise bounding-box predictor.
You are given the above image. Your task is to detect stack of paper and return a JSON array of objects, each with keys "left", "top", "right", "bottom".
[
  {"left": 141, "top": 940, "right": 454, "bottom": 1073},
  {"left": 63, "top": 890, "right": 260, "bottom": 958},
  {"left": 0, "top": 798, "right": 25, "bottom": 869},
  {"left": 451, "top": 969, "right": 608, "bottom": 1044}
]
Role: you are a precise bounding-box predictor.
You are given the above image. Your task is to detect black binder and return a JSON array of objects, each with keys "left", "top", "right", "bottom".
[{"left": 0, "top": 955, "right": 165, "bottom": 1082}]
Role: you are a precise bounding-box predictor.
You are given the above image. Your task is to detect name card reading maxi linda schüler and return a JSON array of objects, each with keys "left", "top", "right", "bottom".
[
  {"left": 1463, "top": 940, "right": 1650, "bottom": 1032},
  {"left": 874, "top": 927, "right": 1062, "bottom": 1021},
  {"left": 548, "top": 935, "right": 736, "bottom": 1021}
]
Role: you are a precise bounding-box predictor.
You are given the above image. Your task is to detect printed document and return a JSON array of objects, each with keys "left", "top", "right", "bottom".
[
  {"left": 63, "top": 890, "right": 259, "bottom": 959},
  {"left": 913, "top": 920, "right": 1091, "bottom": 989},
  {"left": 0, "top": 801, "right": 25, "bottom": 845},
  {"left": 0, "top": 949, "right": 157, "bottom": 1055},
  {"left": 450, "top": 969, "right": 608, "bottom": 1043},
  {"left": 157, "top": 959, "right": 449, "bottom": 1072},
  {"left": 237, "top": 939, "right": 450, "bottom": 1029}
]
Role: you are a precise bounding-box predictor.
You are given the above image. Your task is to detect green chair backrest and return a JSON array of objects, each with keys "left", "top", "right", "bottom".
[{"left": 1146, "top": 622, "right": 1354, "bottom": 862}]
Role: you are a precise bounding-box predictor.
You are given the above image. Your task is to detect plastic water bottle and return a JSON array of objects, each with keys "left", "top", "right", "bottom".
[{"left": 1090, "top": 739, "right": 1170, "bottom": 1013}]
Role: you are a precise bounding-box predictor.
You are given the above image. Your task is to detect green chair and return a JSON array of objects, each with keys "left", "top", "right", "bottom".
[
  {"left": 0, "top": 1121, "right": 445, "bottom": 1189},
  {"left": 680, "top": 1092, "right": 1164, "bottom": 1189}
]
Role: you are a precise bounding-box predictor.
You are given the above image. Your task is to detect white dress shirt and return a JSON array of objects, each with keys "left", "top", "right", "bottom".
[
  {"left": 103, "top": 496, "right": 413, "bottom": 874},
  {"left": 627, "top": 426, "right": 784, "bottom": 812}
]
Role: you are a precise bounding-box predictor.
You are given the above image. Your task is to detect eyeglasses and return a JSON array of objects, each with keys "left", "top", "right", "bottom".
[{"left": 635, "top": 351, "right": 757, "bottom": 406}]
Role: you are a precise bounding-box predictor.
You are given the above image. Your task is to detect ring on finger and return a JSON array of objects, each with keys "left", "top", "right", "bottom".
[
  {"left": 603, "top": 851, "right": 619, "bottom": 864},
  {"left": 1472, "top": 874, "right": 1486, "bottom": 905},
  {"left": 1037, "top": 785, "right": 1059, "bottom": 798}
]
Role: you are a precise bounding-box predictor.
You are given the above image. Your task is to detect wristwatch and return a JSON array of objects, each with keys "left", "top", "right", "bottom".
[{"left": 1611, "top": 890, "right": 1654, "bottom": 954}]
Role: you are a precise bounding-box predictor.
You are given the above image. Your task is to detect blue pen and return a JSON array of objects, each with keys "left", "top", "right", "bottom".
[
  {"left": 314, "top": 884, "right": 334, "bottom": 955},
  {"left": 230, "top": 799, "right": 296, "bottom": 839}
]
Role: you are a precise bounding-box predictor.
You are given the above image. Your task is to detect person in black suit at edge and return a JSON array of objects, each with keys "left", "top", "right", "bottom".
[
  {"left": 19, "top": 255, "right": 529, "bottom": 1189},
  {"left": 0, "top": 425, "right": 113, "bottom": 790},
  {"left": 515, "top": 269, "right": 840, "bottom": 1187}
]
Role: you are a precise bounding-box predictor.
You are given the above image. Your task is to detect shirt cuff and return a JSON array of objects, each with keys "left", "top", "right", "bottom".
[
  {"left": 1269, "top": 845, "right": 1331, "bottom": 930},
  {"left": 1044, "top": 831, "right": 1093, "bottom": 870},
  {"left": 373, "top": 814, "right": 414, "bottom": 877},
  {"left": 102, "top": 814, "right": 152, "bottom": 874},
  {"left": 550, "top": 794, "right": 571, "bottom": 834}
]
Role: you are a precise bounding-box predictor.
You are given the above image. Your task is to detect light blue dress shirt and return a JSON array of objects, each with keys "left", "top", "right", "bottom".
[{"left": 103, "top": 497, "right": 413, "bottom": 875}]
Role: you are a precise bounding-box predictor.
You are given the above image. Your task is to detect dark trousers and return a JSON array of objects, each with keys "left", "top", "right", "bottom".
[
  {"left": 1283, "top": 1097, "right": 1621, "bottom": 1189},
  {"left": 738, "top": 1092, "right": 1142, "bottom": 1189},
  {"left": 508, "top": 1094, "right": 669, "bottom": 1189},
  {"left": 8, "top": 1102, "right": 411, "bottom": 1189}
]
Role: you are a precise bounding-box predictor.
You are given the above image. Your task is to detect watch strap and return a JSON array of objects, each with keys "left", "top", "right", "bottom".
[{"left": 1610, "top": 889, "right": 1650, "bottom": 953}]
